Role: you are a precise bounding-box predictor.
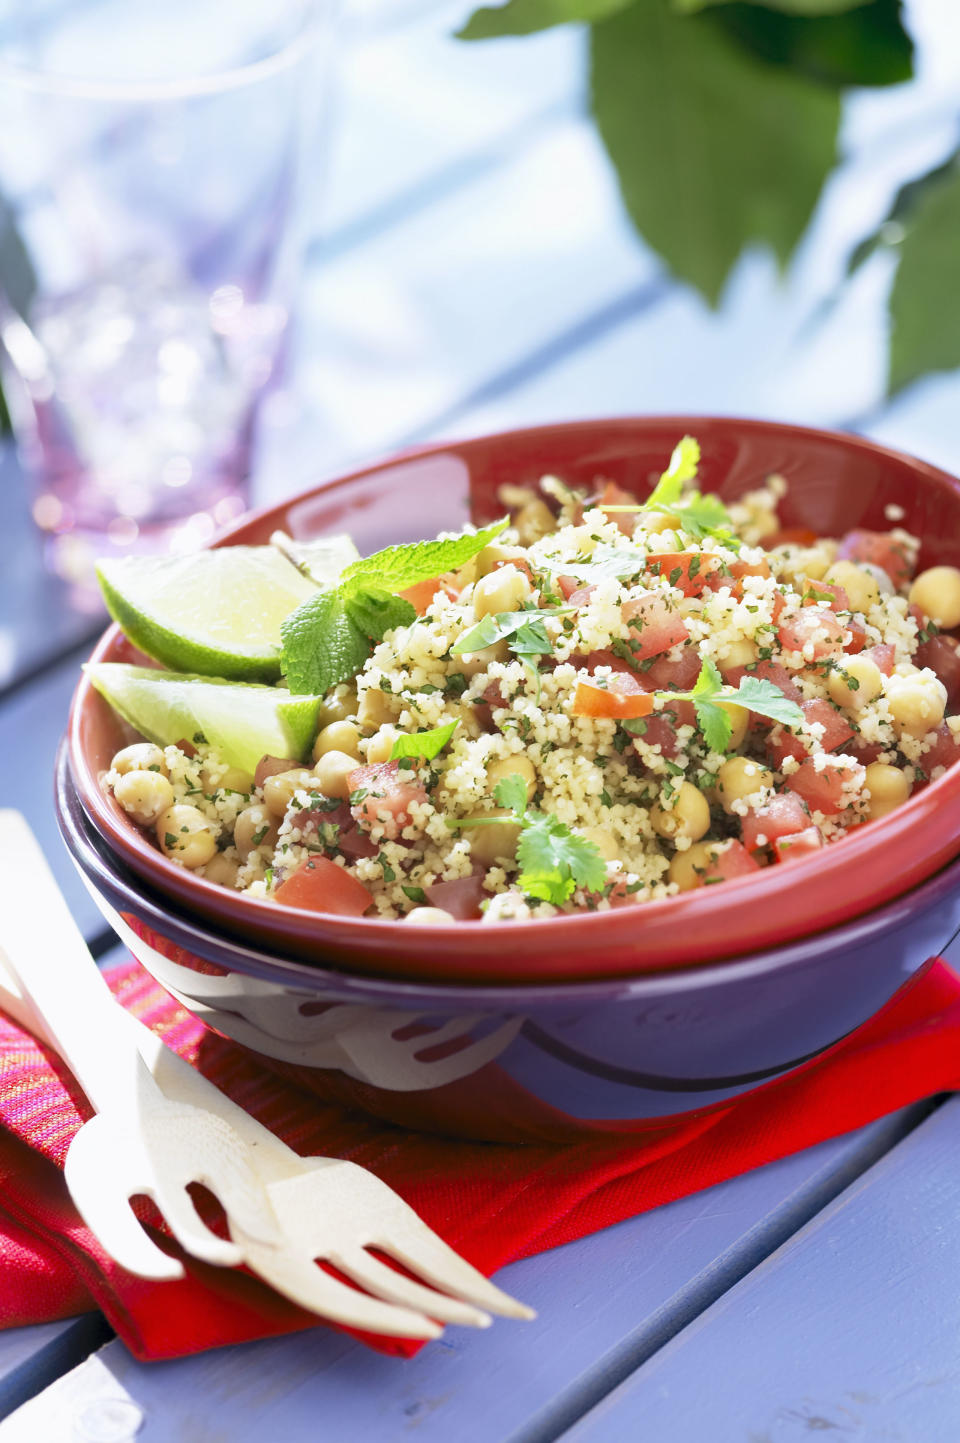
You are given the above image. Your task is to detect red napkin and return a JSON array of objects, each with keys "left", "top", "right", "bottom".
[{"left": 0, "top": 954, "right": 958, "bottom": 1361}]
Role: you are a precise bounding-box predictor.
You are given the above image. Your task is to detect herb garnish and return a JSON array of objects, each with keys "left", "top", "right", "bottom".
[
  {"left": 654, "top": 658, "right": 803, "bottom": 753},
  {"left": 280, "top": 520, "right": 508, "bottom": 695},
  {"left": 598, "top": 437, "right": 740, "bottom": 548},
  {"left": 390, "top": 720, "right": 459, "bottom": 762}
]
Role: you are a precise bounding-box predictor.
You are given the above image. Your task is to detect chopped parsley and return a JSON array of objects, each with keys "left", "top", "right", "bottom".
[
  {"left": 401, "top": 884, "right": 428, "bottom": 904},
  {"left": 654, "top": 658, "right": 803, "bottom": 753}
]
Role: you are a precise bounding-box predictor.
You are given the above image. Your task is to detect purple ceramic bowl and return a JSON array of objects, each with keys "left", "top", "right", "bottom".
[{"left": 57, "top": 739, "right": 960, "bottom": 1142}]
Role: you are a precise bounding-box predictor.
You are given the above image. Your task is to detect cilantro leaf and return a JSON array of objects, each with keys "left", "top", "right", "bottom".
[
  {"left": 390, "top": 720, "right": 459, "bottom": 762},
  {"left": 281, "top": 521, "right": 507, "bottom": 695},
  {"left": 280, "top": 589, "right": 369, "bottom": 696},
  {"left": 493, "top": 773, "right": 529, "bottom": 816},
  {"left": 645, "top": 435, "right": 701, "bottom": 510},
  {"left": 339, "top": 520, "right": 508, "bottom": 597},
  {"left": 732, "top": 677, "right": 804, "bottom": 728},
  {"left": 516, "top": 813, "right": 608, "bottom": 904},
  {"left": 688, "top": 656, "right": 733, "bottom": 752}
]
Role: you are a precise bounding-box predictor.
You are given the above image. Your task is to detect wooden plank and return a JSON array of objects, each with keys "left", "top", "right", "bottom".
[
  {"left": 0, "top": 1317, "right": 110, "bottom": 1424},
  {"left": 0, "top": 653, "right": 104, "bottom": 942},
  {"left": 0, "top": 1110, "right": 926, "bottom": 1443},
  {"left": 560, "top": 1096, "right": 960, "bottom": 1443}
]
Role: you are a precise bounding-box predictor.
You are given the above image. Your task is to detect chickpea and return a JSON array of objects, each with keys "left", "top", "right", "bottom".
[
  {"left": 472, "top": 565, "right": 532, "bottom": 620},
  {"left": 448, "top": 700, "right": 483, "bottom": 740},
  {"left": 458, "top": 639, "right": 510, "bottom": 678},
  {"left": 513, "top": 498, "right": 555, "bottom": 546},
  {"left": 580, "top": 825, "right": 618, "bottom": 862},
  {"left": 827, "top": 654, "right": 883, "bottom": 711},
  {"left": 200, "top": 764, "right": 253, "bottom": 797},
  {"left": 366, "top": 726, "right": 401, "bottom": 765},
  {"left": 313, "top": 719, "right": 361, "bottom": 763},
  {"left": 824, "top": 561, "right": 880, "bottom": 615},
  {"left": 885, "top": 672, "right": 947, "bottom": 738},
  {"left": 112, "top": 743, "right": 167, "bottom": 778},
  {"left": 233, "top": 805, "right": 279, "bottom": 861},
  {"left": 716, "top": 756, "right": 774, "bottom": 813},
  {"left": 314, "top": 749, "right": 360, "bottom": 801},
  {"left": 486, "top": 753, "right": 537, "bottom": 803},
  {"left": 717, "top": 639, "right": 757, "bottom": 670},
  {"left": 203, "top": 852, "right": 241, "bottom": 889},
  {"left": 254, "top": 754, "right": 299, "bottom": 789},
  {"left": 650, "top": 781, "right": 711, "bottom": 842},
  {"left": 909, "top": 565, "right": 960, "bottom": 630},
  {"left": 749, "top": 509, "right": 780, "bottom": 542},
  {"left": 357, "top": 686, "right": 395, "bottom": 731},
  {"left": 114, "top": 769, "right": 174, "bottom": 827},
  {"left": 475, "top": 542, "right": 529, "bottom": 579},
  {"left": 262, "top": 767, "right": 316, "bottom": 819},
  {"left": 460, "top": 814, "right": 522, "bottom": 866},
  {"left": 668, "top": 840, "right": 722, "bottom": 892},
  {"left": 404, "top": 907, "right": 457, "bottom": 925},
  {"left": 156, "top": 804, "right": 217, "bottom": 869},
  {"left": 315, "top": 684, "right": 358, "bottom": 730},
  {"left": 863, "top": 762, "right": 911, "bottom": 821},
  {"left": 717, "top": 700, "right": 749, "bottom": 750}
]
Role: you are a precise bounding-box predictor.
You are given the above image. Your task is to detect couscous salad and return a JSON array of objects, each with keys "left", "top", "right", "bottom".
[{"left": 90, "top": 438, "right": 960, "bottom": 924}]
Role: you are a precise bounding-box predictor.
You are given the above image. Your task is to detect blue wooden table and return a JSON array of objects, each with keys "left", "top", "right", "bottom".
[{"left": 3, "top": 1, "right": 960, "bottom": 1436}]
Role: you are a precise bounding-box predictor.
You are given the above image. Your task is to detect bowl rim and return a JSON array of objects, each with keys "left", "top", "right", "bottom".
[
  {"left": 57, "top": 733, "right": 960, "bottom": 1007},
  {"left": 67, "top": 413, "right": 960, "bottom": 979}
]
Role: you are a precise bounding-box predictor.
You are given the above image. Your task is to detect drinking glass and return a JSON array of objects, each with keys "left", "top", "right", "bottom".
[{"left": 0, "top": 0, "right": 331, "bottom": 584}]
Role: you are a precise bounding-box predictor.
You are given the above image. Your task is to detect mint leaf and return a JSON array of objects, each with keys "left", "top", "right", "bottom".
[
  {"left": 340, "top": 520, "right": 507, "bottom": 598},
  {"left": 591, "top": 0, "right": 840, "bottom": 304},
  {"left": 674, "top": 1, "right": 875, "bottom": 14},
  {"left": 732, "top": 676, "right": 803, "bottom": 727},
  {"left": 452, "top": 606, "right": 568, "bottom": 656},
  {"left": 715, "top": 0, "right": 913, "bottom": 90},
  {"left": 280, "top": 590, "right": 369, "bottom": 697},
  {"left": 888, "top": 160, "right": 960, "bottom": 396},
  {"left": 548, "top": 544, "right": 646, "bottom": 583},
  {"left": 493, "top": 773, "right": 529, "bottom": 816},
  {"left": 345, "top": 589, "right": 416, "bottom": 640},
  {"left": 390, "top": 720, "right": 459, "bottom": 762},
  {"left": 458, "top": 0, "right": 630, "bottom": 39},
  {"left": 516, "top": 813, "right": 608, "bottom": 904}
]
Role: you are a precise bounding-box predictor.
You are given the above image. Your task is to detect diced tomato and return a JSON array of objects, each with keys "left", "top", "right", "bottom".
[
  {"left": 577, "top": 648, "right": 637, "bottom": 675},
  {"left": 730, "top": 556, "right": 772, "bottom": 583},
  {"left": 771, "top": 697, "right": 855, "bottom": 771},
  {"left": 767, "top": 526, "right": 819, "bottom": 549},
  {"left": 785, "top": 758, "right": 865, "bottom": 815},
  {"left": 399, "top": 576, "right": 457, "bottom": 614},
  {"left": 915, "top": 634, "right": 960, "bottom": 706},
  {"left": 273, "top": 857, "right": 374, "bottom": 917},
  {"left": 557, "top": 574, "right": 582, "bottom": 601},
  {"left": 741, "top": 792, "right": 810, "bottom": 852},
  {"left": 630, "top": 702, "right": 696, "bottom": 759},
  {"left": 773, "top": 827, "right": 823, "bottom": 863},
  {"left": 837, "top": 529, "right": 914, "bottom": 589},
  {"left": 843, "top": 617, "right": 868, "bottom": 654},
  {"left": 801, "top": 579, "right": 849, "bottom": 613},
  {"left": 865, "top": 642, "right": 895, "bottom": 676},
  {"left": 621, "top": 591, "right": 689, "bottom": 660},
  {"left": 699, "top": 840, "right": 761, "bottom": 885},
  {"left": 567, "top": 585, "right": 597, "bottom": 608},
  {"left": 597, "top": 480, "right": 639, "bottom": 536},
  {"left": 847, "top": 739, "right": 887, "bottom": 766},
  {"left": 641, "top": 646, "right": 702, "bottom": 691},
  {"left": 777, "top": 607, "right": 847, "bottom": 660},
  {"left": 337, "top": 826, "right": 379, "bottom": 860},
  {"left": 604, "top": 877, "right": 646, "bottom": 909},
  {"left": 643, "top": 552, "right": 724, "bottom": 597},
  {"left": 919, "top": 722, "right": 960, "bottom": 778},
  {"left": 425, "top": 873, "right": 486, "bottom": 920},
  {"left": 573, "top": 672, "right": 655, "bottom": 720},
  {"left": 723, "top": 660, "right": 804, "bottom": 705},
  {"left": 347, "top": 761, "right": 429, "bottom": 838}
]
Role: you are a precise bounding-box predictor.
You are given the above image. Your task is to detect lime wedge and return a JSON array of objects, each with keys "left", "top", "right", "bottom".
[
  {"left": 86, "top": 664, "right": 324, "bottom": 774},
  {"left": 269, "top": 531, "right": 359, "bottom": 587},
  {"left": 96, "top": 547, "right": 325, "bottom": 682}
]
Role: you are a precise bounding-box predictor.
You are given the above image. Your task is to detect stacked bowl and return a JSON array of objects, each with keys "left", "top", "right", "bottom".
[{"left": 59, "top": 418, "right": 960, "bottom": 1141}]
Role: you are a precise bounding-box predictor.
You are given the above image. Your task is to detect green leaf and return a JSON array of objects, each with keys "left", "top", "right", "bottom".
[
  {"left": 645, "top": 435, "right": 701, "bottom": 509},
  {"left": 732, "top": 675, "right": 804, "bottom": 725},
  {"left": 451, "top": 606, "right": 568, "bottom": 656},
  {"left": 458, "top": 0, "right": 630, "bottom": 39},
  {"left": 280, "top": 590, "right": 370, "bottom": 697},
  {"left": 590, "top": 0, "right": 841, "bottom": 304},
  {"left": 847, "top": 150, "right": 958, "bottom": 279},
  {"left": 674, "top": 0, "right": 872, "bottom": 13},
  {"left": 390, "top": 720, "right": 459, "bottom": 761},
  {"left": 714, "top": 0, "right": 913, "bottom": 90},
  {"left": 401, "top": 885, "right": 428, "bottom": 904},
  {"left": 340, "top": 520, "right": 508, "bottom": 598},
  {"left": 888, "top": 160, "right": 960, "bottom": 395},
  {"left": 345, "top": 589, "right": 416, "bottom": 641},
  {"left": 688, "top": 657, "right": 731, "bottom": 751},
  {"left": 516, "top": 813, "right": 608, "bottom": 904},
  {"left": 493, "top": 773, "right": 529, "bottom": 816}
]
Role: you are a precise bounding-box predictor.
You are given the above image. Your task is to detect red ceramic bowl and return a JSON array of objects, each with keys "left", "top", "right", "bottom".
[{"left": 68, "top": 416, "right": 960, "bottom": 985}]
